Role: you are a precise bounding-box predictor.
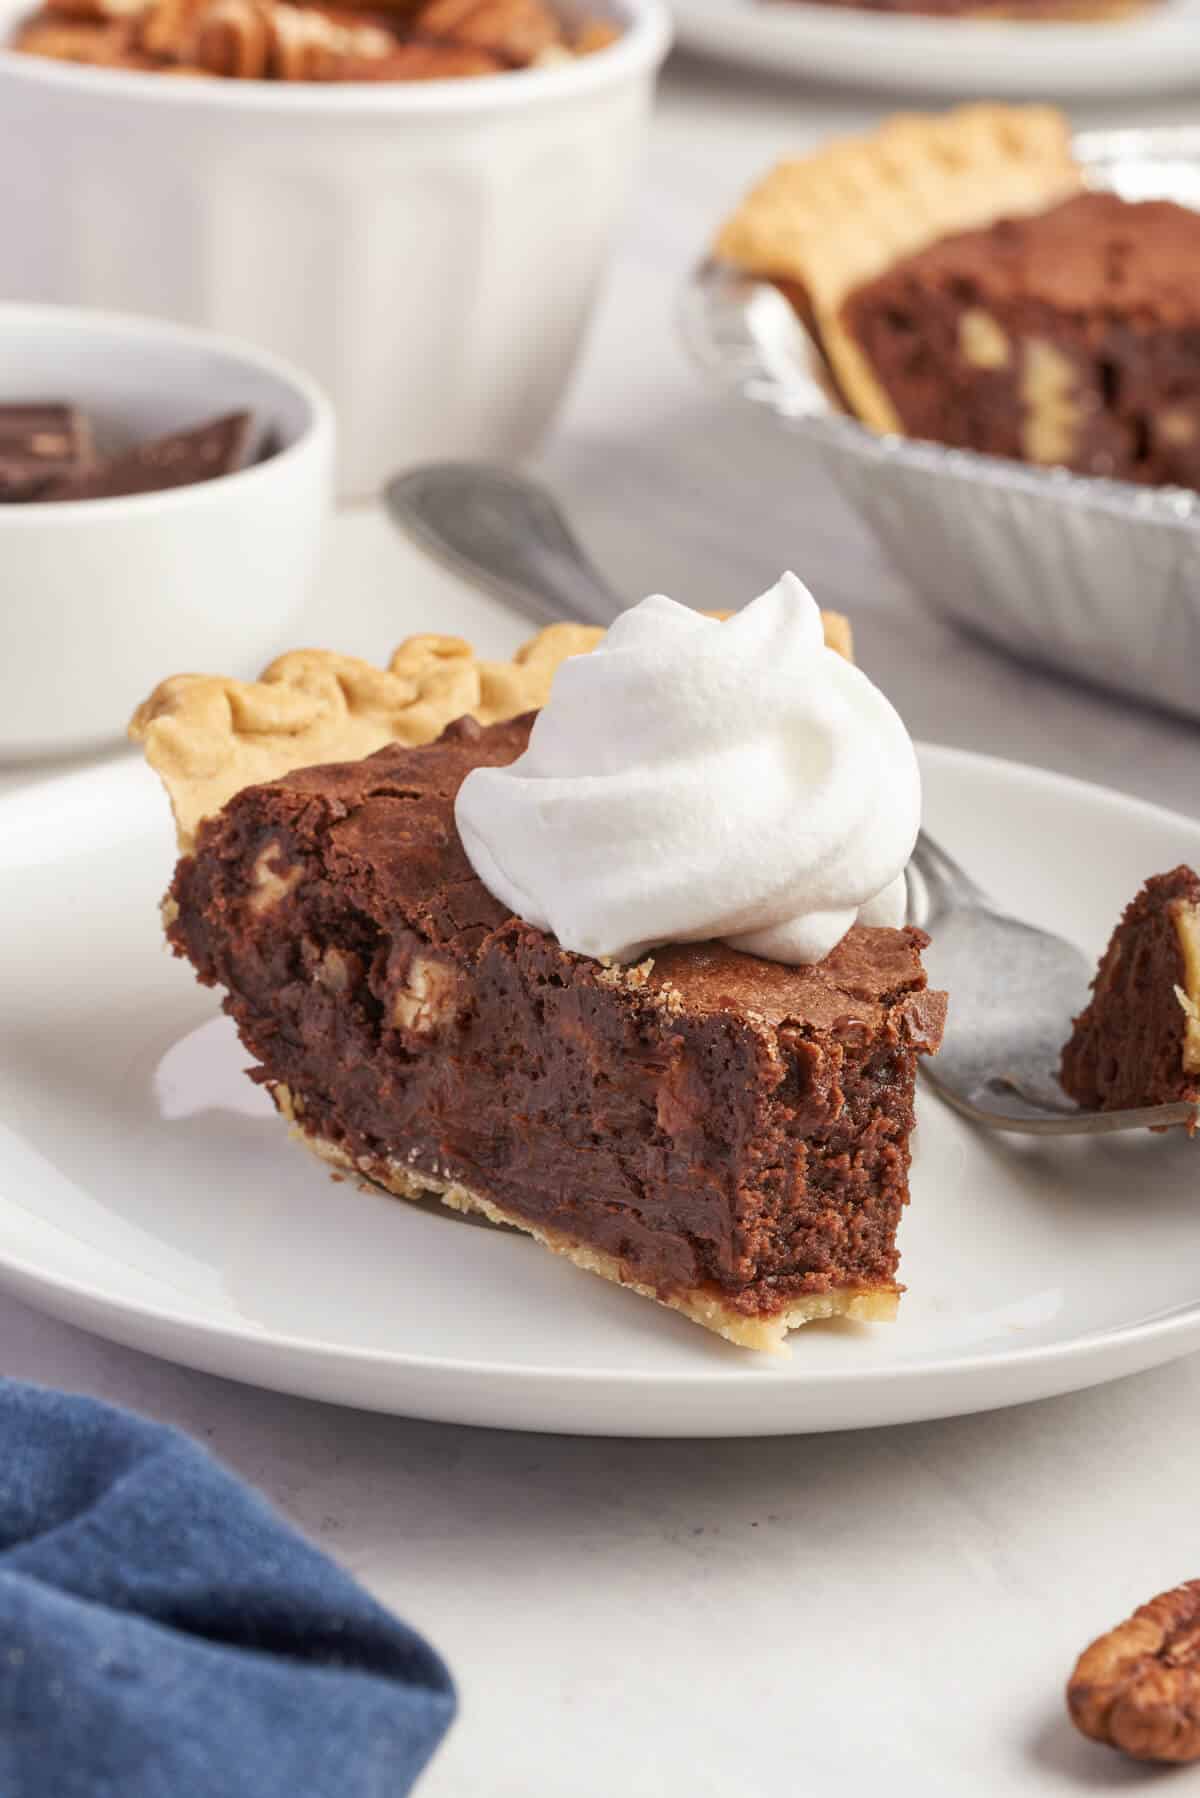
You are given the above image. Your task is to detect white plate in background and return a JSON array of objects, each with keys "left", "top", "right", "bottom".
[
  {"left": 0, "top": 744, "right": 1198, "bottom": 1436},
  {"left": 670, "top": 0, "right": 1200, "bottom": 97}
]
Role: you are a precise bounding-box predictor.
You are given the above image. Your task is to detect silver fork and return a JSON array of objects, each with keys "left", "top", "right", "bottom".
[
  {"left": 909, "top": 832, "right": 1198, "bottom": 1136},
  {"left": 385, "top": 461, "right": 1198, "bottom": 1139}
]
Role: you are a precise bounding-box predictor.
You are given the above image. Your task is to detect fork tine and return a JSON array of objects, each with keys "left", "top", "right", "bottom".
[{"left": 922, "top": 1072, "right": 1200, "bottom": 1136}]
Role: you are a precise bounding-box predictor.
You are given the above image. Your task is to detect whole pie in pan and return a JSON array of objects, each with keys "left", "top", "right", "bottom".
[
  {"left": 132, "top": 616, "right": 946, "bottom": 1353},
  {"left": 716, "top": 104, "right": 1200, "bottom": 489}
]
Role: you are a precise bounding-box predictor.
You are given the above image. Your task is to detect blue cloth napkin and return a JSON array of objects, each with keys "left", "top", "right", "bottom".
[{"left": 0, "top": 1378, "right": 455, "bottom": 1798}]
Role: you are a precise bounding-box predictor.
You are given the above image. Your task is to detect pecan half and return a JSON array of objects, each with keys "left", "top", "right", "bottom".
[
  {"left": 341, "top": 36, "right": 500, "bottom": 73},
  {"left": 184, "top": 0, "right": 391, "bottom": 78},
  {"left": 413, "top": 0, "right": 562, "bottom": 62},
  {"left": 1068, "top": 1580, "right": 1200, "bottom": 1762},
  {"left": 571, "top": 16, "right": 617, "bottom": 51},
  {"left": 191, "top": 0, "right": 271, "bottom": 74},
  {"left": 43, "top": 0, "right": 148, "bottom": 21},
  {"left": 13, "top": 15, "right": 146, "bottom": 59},
  {"left": 137, "top": 0, "right": 206, "bottom": 58},
  {"left": 135, "top": 0, "right": 392, "bottom": 73},
  {"left": 269, "top": 3, "right": 393, "bottom": 79}
]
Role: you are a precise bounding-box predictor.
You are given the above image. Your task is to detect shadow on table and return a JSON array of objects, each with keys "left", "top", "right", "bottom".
[{"left": 1026, "top": 1711, "right": 1155, "bottom": 1790}]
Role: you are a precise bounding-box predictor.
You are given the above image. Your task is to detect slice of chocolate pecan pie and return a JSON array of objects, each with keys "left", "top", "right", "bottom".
[
  {"left": 163, "top": 713, "right": 945, "bottom": 1352},
  {"left": 1061, "top": 867, "right": 1200, "bottom": 1122},
  {"left": 133, "top": 613, "right": 945, "bottom": 1353},
  {"left": 717, "top": 105, "right": 1200, "bottom": 488}
]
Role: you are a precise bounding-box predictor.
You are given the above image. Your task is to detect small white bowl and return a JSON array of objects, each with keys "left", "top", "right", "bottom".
[
  {"left": 0, "top": 0, "right": 670, "bottom": 497},
  {"left": 0, "top": 302, "right": 334, "bottom": 761}
]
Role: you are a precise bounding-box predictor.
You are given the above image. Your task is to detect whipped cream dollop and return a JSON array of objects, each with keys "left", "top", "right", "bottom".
[{"left": 454, "top": 573, "right": 920, "bottom": 966}]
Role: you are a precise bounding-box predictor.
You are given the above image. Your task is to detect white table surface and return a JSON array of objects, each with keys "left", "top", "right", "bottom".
[{"left": 6, "top": 54, "right": 1200, "bottom": 1798}]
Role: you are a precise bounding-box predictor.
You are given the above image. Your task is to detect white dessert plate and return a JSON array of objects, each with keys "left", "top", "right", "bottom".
[
  {"left": 1, "top": 745, "right": 1198, "bottom": 1437},
  {"left": 670, "top": 0, "right": 1200, "bottom": 97}
]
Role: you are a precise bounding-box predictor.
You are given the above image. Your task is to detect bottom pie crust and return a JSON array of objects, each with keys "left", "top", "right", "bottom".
[{"left": 273, "top": 1087, "right": 900, "bottom": 1354}]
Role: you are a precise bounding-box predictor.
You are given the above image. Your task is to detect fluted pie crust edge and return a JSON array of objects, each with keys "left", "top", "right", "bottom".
[{"left": 130, "top": 610, "right": 854, "bottom": 850}]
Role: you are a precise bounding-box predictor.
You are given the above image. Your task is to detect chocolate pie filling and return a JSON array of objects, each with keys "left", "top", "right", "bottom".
[
  {"left": 838, "top": 192, "right": 1200, "bottom": 487},
  {"left": 167, "top": 714, "right": 946, "bottom": 1324},
  {"left": 1061, "top": 866, "right": 1200, "bottom": 1116}
]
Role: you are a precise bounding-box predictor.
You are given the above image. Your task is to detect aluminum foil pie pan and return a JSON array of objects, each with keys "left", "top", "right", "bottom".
[{"left": 681, "top": 126, "right": 1200, "bottom": 725}]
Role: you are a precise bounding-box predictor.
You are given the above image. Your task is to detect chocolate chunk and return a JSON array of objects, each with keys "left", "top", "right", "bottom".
[
  {"left": 39, "top": 411, "right": 252, "bottom": 503},
  {"left": 0, "top": 404, "right": 93, "bottom": 500}
]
